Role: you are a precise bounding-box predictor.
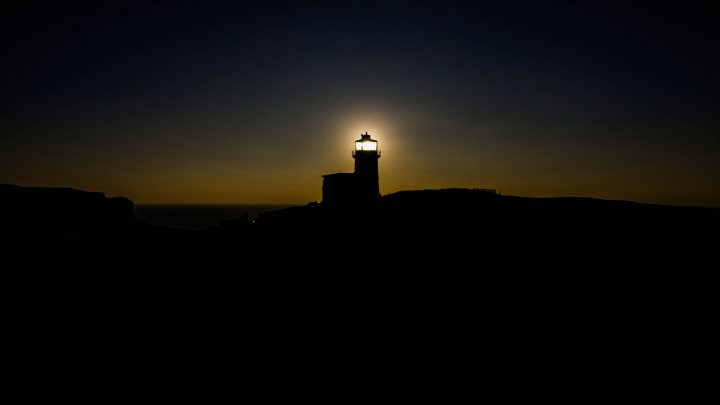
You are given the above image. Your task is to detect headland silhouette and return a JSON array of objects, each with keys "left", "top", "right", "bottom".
[{"left": 2, "top": 132, "right": 717, "bottom": 267}]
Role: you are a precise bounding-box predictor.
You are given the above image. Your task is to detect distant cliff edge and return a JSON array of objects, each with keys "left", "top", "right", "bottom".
[{"left": 1, "top": 184, "right": 138, "bottom": 236}]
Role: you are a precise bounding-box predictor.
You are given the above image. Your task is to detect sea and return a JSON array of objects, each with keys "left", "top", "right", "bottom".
[{"left": 135, "top": 204, "right": 298, "bottom": 230}]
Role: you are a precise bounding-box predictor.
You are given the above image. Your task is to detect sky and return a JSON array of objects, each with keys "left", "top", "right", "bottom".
[{"left": 2, "top": 0, "right": 719, "bottom": 205}]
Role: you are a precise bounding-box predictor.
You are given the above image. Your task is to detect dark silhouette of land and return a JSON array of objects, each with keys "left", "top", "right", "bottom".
[
  {"left": 4, "top": 183, "right": 714, "bottom": 364},
  {"left": 3, "top": 184, "right": 716, "bottom": 267}
]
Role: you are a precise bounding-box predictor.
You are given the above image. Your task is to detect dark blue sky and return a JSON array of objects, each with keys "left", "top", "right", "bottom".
[{"left": 2, "top": 1, "right": 718, "bottom": 204}]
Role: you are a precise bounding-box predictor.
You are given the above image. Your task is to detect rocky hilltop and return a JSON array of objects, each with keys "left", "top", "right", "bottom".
[
  {"left": 2, "top": 185, "right": 717, "bottom": 266},
  {"left": 1, "top": 184, "right": 138, "bottom": 236}
]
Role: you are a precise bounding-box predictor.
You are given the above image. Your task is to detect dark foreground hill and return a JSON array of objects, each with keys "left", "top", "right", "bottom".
[
  {"left": 3, "top": 184, "right": 715, "bottom": 371},
  {"left": 2, "top": 184, "right": 716, "bottom": 264}
]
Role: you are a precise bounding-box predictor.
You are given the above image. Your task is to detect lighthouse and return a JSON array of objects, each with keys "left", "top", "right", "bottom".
[
  {"left": 321, "top": 132, "right": 381, "bottom": 206},
  {"left": 353, "top": 132, "right": 381, "bottom": 200}
]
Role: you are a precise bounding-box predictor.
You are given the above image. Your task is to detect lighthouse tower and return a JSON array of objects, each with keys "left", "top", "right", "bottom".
[
  {"left": 321, "top": 132, "right": 381, "bottom": 206},
  {"left": 352, "top": 132, "right": 381, "bottom": 201}
]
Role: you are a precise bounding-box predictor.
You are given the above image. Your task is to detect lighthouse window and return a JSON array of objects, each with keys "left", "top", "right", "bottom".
[{"left": 356, "top": 141, "right": 377, "bottom": 151}]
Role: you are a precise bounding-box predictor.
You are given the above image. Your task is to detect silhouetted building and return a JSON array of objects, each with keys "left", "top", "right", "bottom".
[{"left": 322, "top": 132, "right": 381, "bottom": 206}]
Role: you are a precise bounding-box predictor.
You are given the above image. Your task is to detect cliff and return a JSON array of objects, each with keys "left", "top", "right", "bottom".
[{"left": 1, "top": 184, "right": 138, "bottom": 236}]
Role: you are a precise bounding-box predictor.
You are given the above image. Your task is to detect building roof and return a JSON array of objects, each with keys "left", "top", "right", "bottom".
[{"left": 321, "top": 172, "right": 354, "bottom": 178}]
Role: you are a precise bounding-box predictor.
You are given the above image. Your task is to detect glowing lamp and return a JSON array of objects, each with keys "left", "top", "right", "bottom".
[{"left": 354, "top": 132, "right": 379, "bottom": 153}]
